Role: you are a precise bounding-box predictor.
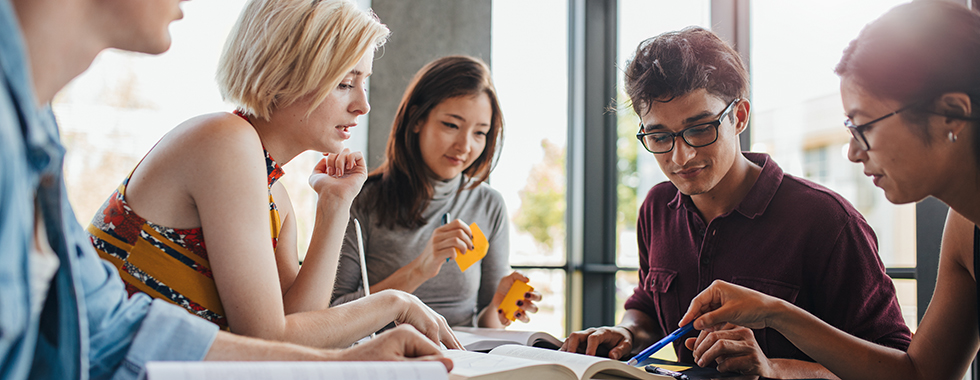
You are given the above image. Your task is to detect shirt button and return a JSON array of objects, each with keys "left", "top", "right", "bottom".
[{"left": 700, "top": 255, "right": 710, "bottom": 265}]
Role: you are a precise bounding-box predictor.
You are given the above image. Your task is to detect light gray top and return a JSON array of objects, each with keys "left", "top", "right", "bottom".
[{"left": 332, "top": 175, "right": 510, "bottom": 327}]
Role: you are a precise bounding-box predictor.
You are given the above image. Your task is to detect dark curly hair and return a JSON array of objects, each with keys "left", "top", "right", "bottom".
[{"left": 624, "top": 26, "right": 748, "bottom": 116}]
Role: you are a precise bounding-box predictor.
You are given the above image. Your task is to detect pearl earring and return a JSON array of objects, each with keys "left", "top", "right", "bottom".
[{"left": 948, "top": 131, "right": 958, "bottom": 143}]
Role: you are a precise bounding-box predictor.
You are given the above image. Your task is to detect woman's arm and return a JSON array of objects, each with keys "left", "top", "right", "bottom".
[
  {"left": 679, "top": 210, "right": 980, "bottom": 380},
  {"left": 278, "top": 289, "right": 461, "bottom": 349},
  {"left": 180, "top": 120, "right": 458, "bottom": 348},
  {"left": 368, "top": 219, "right": 474, "bottom": 294},
  {"left": 279, "top": 151, "right": 365, "bottom": 314}
]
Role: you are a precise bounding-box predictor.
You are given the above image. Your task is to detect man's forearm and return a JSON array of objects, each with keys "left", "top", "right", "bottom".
[
  {"left": 204, "top": 331, "right": 338, "bottom": 361},
  {"left": 618, "top": 309, "right": 660, "bottom": 352}
]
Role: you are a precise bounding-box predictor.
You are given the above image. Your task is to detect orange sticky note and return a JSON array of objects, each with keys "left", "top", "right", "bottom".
[
  {"left": 497, "top": 280, "right": 533, "bottom": 321},
  {"left": 454, "top": 223, "right": 488, "bottom": 272}
]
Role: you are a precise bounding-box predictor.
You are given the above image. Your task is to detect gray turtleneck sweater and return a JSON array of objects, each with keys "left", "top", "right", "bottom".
[{"left": 331, "top": 175, "right": 510, "bottom": 327}]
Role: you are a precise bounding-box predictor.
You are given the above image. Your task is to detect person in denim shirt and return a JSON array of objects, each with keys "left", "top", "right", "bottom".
[{"left": 0, "top": 0, "right": 451, "bottom": 378}]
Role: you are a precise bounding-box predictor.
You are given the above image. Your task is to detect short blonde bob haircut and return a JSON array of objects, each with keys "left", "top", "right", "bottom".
[{"left": 217, "top": 0, "right": 390, "bottom": 120}]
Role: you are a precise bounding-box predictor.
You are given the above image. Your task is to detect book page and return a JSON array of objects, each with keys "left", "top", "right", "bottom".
[
  {"left": 488, "top": 345, "right": 609, "bottom": 378},
  {"left": 453, "top": 330, "right": 519, "bottom": 352},
  {"left": 442, "top": 349, "right": 576, "bottom": 380},
  {"left": 487, "top": 346, "right": 669, "bottom": 380},
  {"left": 145, "top": 361, "right": 448, "bottom": 380},
  {"left": 453, "top": 327, "right": 563, "bottom": 351}
]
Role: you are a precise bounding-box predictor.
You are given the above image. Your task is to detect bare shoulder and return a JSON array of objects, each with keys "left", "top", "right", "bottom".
[
  {"left": 175, "top": 112, "right": 262, "bottom": 152},
  {"left": 942, "top": 208, "right": 976, "bottom": 281},
  {"left": 156, "top": 112, "right": 268, "bottom": 197}
]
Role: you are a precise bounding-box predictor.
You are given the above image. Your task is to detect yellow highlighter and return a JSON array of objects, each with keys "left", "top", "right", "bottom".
[
  {"left": 497, "top": 280, "right": 533, "bottom": 322},
  {"left": 454, "top": 223, "right": 488, "bottom": 272}
]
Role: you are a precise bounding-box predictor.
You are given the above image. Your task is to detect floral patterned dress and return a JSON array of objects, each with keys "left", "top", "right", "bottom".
[{"left": 88, "top": 112, "right": 283, "bottom": 329}]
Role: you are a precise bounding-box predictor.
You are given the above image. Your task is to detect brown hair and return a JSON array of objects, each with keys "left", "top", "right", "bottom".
[
  {"left": 361, "top": 55, "right": 504, "bottom": 229},
  {"left": 624, "top": 26, "right": 748, "bottom": 116}
]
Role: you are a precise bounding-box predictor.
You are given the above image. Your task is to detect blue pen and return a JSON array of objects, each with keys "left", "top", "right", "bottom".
[
  {"left": 626, "top": 322, "right": 694, "bottom": 367},
  {"left": 441, "top": 213, "right": 451, "bottom": 262}
]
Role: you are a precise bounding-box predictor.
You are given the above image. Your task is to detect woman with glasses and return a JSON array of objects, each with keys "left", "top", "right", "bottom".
[
  {"left": 87, "top": 0, "right": 461, "bottom": 350},
  {"left": 332, "top": 56, "right": 542, "bottom": 328},
  {"left": 680, "top": 2, "right": 980, "bottom": 378}
]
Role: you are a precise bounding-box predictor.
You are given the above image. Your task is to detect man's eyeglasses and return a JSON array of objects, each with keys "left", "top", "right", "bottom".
[
  {"left": 844, "top": 102, "right": 919, "bottom": 151},
  {"left": 636, "top": 98, "right": 740, "bottom": 154}
]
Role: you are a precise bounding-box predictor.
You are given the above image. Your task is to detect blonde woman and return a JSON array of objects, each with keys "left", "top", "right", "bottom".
[{"left": 88, "top": 0, "right": 460, "bottom": 350}]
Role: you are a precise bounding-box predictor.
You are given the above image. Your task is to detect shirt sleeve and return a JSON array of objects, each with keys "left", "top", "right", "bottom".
[
  {"left": 806, "top": 216, "right": 912, "bottom": 351},
  {"left": 331, "top": 210, "right": 367, "bottom": 306},
  {"left": 66, "top": 207, "right": 217, "bottom": 380},
  {"left": 477, "top": 191, "right": 511, "bottom": 314}
]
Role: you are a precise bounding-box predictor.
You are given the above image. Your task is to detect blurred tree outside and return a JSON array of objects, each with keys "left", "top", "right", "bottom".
[
  {"left": 514, "top": 139, "right": 566, "bottom": 252},
  {"left": 616, "top": 103, "right": 640, "bottom": 232},
  {"left": 513, "top": 100, "right": 641, "bottom": 253}
]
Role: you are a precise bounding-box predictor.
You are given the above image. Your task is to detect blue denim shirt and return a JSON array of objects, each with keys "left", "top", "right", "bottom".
[{"left": 0, "top": 1, "right": 219, "bottom": 379}]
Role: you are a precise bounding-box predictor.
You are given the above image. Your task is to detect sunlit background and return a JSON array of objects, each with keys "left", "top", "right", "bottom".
[{"left": 57, "top": 0, "right": 917, "bottom": 343}]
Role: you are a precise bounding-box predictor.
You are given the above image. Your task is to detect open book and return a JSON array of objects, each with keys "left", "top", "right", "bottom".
[
  {"left": 443, "top": 345, "right": 670, "bottom": 380},
  {"left": 453, "top": 327, "right": 564, "bottom": 352},
  {"left": 144, "top": 361, "right": 448, "bottom": 380}
]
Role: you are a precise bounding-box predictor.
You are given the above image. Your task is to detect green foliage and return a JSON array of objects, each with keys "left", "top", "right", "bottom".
[
  {"left": 617, "top": 105, "right": 640, "bottom": 231},
  {"left": 514, "top": 139, "right": 566, "bottom": 251},
  {"left": 512, "top": 100, "right": 642, "bottom": 252}
]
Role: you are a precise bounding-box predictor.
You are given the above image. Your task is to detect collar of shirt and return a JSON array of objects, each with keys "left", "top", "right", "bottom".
[{"left": 667, "top": 152, "right": 784, "bottom": 221}]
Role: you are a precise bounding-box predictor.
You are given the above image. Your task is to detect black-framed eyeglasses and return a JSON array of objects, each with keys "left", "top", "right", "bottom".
[
  {"left": 844, "top": 102, "right": 920, "bottom": 151},
  {"left": 636, "top": 98, "right": 740, "bottom": 154}
]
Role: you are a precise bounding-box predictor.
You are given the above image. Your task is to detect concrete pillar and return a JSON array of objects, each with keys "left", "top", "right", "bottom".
[{"left": 366, "top": 0, "right": 492, "bottom": 170}]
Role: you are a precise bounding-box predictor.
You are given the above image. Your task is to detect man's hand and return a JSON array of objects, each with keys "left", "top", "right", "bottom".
[
  {"left": 559, "top": 326, "right": 633, "bottom": 359},
  {"left": 337, "top": 325, "right": 453, "bottom": 371},
  {"left": 685, "top": 323, "right": 773, "bottom": 377}
]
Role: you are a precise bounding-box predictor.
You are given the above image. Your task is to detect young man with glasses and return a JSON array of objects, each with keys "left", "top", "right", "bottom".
[{"left": 560, "top": 27, "right": 911, "bottom": 379}]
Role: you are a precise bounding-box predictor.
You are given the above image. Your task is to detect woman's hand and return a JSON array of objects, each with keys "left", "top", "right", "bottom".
[
  {"left": 490, "top": 271, "right": 542, "bottom": 325},
  {"left": 412, "top": 219, "right": 474, "bottom": 279},
  {"left": 309, "top": 149, "right": 367, "bottom": 204},
  {"left": 385, "top": 290, "right": 463, "bottom": 350},
  {"left": 679, "top": 280, "right": 785, "bottom": 333}
]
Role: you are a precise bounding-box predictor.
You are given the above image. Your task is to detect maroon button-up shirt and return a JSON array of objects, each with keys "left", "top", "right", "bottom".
[{"left": 624, "top": 152, "right": 912, "bottom": 364}]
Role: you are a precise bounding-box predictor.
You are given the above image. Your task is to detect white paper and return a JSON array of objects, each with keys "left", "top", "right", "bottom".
[{"left": 145, "top": 361, "right": 448, "bottom": 380}]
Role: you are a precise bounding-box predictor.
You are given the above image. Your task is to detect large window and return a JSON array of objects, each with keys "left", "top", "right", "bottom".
[
  {"left": 492, "top": 0, "right": 569, "bottom": 338},
  {"left": 750, "top": 0, "right": 918, "bottom": 329}
]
